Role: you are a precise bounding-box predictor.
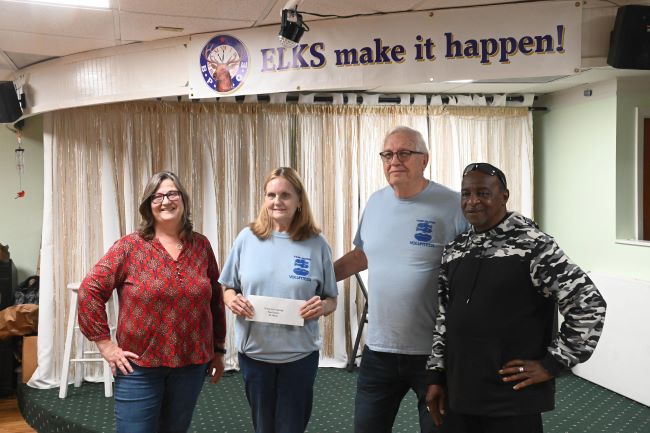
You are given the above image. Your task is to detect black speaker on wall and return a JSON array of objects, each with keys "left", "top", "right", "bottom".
[
  {"left": 607, "top": 5, "right": 650, "bottom": 70},
  {"left": 0, "top": 81, "right": 22, "bottom": 124}
]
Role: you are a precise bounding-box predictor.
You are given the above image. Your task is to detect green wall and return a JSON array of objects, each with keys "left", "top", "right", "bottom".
[
  {"left": 0, "top": 116, "right": 43, "bottom": 282},
  {"left": 534, "top": 79, "right": 650, "bottom": 281}
]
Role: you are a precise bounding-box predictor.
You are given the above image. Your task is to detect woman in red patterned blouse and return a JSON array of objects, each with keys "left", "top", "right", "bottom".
[{"left": 78, "top": 171, "right": 226, "bottom": 433}]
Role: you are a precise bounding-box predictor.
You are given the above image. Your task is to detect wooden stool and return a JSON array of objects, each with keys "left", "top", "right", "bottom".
[{"left": 59, "top": 283, "right": 118, "bottom": 398}]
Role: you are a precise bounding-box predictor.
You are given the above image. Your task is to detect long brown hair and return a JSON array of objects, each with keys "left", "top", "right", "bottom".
[
  {"left": 249, "top": 167, "right": 320, "bottom": 241},
  {"left": 137, "top": 171, "right": 193, "bottom": 241}
]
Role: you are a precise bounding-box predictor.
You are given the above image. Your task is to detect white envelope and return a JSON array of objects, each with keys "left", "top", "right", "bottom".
[{"left": 245, "top": 295, "right": 305, "bottom": 326}]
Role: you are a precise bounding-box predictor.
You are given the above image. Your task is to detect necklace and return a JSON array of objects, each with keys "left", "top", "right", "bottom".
[{"left": 157, "top": 237, "right": 183, "bottom": 251}]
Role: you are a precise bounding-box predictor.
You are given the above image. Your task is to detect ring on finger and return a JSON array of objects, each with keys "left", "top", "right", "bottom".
[{"left": 518, "top": 366, "right": 524, "bottom": 373}]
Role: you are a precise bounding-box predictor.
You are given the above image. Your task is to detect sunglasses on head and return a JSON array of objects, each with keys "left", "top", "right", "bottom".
[{"left": 463, "top": 163, "right": 507, "bottom": 189}]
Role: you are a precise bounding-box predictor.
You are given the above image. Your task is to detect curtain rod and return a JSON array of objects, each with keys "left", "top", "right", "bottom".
[
  {"left": 256, "top": 94, "right": 526, "bottom": 104},
  {"left": 253, "top": 94, "right": 546, "bottom": 111},
  {"left": 174, "top": 94, "right": 547, "bottom": 111}
]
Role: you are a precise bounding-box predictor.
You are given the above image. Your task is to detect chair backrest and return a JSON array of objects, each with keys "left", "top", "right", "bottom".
[{"left": 354, "top": 273, "right": 368, "bottom": 301}]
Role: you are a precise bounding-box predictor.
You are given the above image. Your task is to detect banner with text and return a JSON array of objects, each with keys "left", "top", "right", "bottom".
[{"left": 189, "top": 1, "right": 581, "bottom": 98}]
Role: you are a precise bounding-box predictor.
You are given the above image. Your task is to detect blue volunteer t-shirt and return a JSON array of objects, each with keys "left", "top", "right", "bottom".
[
  {"left": 354, "top": 181, "right": 466, "bottom": 354},
  {"left": 219, "top": 228, "right": 338, "bottom": 363}
]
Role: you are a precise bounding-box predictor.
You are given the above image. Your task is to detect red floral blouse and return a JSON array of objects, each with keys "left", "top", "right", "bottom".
[{"left": 78, "top": 232, "right": 226, "bottom": 368}]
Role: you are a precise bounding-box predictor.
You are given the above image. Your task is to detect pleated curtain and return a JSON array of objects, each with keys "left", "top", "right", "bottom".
[{"left": 30, "top": 100, "right": 532, "bottom": 388}]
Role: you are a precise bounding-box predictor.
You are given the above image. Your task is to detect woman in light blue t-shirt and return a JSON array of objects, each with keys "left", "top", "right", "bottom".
[{"left": 219, "top": 167, "right": 338, "bottom": 433}]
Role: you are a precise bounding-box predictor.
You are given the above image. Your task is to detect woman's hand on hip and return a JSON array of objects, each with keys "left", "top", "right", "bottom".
[{"left": 95, "top": 339, "right": 139, "bottom": 376}]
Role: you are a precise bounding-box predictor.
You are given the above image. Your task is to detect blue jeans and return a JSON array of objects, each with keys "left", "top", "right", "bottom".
[
  {"left": 238, "top": 351, "right": 319, "bottom": 433},
  {"left": 354, "top": 346, "right": 438, "bottom": 433},
  {"left": 114, "top": 362, "right": 208, "bottom": 433}
]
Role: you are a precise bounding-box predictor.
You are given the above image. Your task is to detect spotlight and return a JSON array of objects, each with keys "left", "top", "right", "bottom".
[{"left": 278, "top": 8, "right": 309, "bottom": 47}]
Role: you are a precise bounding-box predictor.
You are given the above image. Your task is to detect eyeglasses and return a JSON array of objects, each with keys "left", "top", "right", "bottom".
[
  {"left": 379, "top": 150, "right": 425, "bottom": 163},
  {"left": 463, "top": 163, "right": 507, "bottom": 189},
  {"left": 151, "top": 190, "right": 181, "bottom": 204}
]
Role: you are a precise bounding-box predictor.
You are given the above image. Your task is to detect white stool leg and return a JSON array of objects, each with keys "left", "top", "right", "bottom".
[
  {"left": 73, "top": 320, "right": 84, "bottom": 387},
  {"left": 104, "top": 290, "right": 118, "bottom": 397},
  {"left": 103, "top": 359, "right": 113, "bottom": 397},
  {"left": 59, "top": 289, "right": 78, "bottom": 399},
  {"left": 108, "top": 290, "right": 119, "bottom": 340}
]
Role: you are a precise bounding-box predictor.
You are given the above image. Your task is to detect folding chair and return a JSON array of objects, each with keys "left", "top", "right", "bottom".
[{"left": 347, "top": 273, "right": 368, "bottom": 372}]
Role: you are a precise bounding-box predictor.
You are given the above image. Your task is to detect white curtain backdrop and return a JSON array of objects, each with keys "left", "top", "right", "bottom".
[
  {"left": 428, "top": 105, "right": 533, "bottom": 216},
  {"left": 30, "top": 98, "right": 533, "bottom": 388}
]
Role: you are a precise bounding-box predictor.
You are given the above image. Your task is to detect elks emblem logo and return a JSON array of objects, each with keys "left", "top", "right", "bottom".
[{"left": 200, "top": 35, "right": 250, "bottom": 94}]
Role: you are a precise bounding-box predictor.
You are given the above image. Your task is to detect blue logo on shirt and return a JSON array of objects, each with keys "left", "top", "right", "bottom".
[
  {"left": 414, "top": 221, "right": 433, "bottom": 242},
  {"left": 290, "top": 256, "right": 312, "bottom": 281},
  {"left": 410, "top": 220, "right": 436, "bottom": 247}
]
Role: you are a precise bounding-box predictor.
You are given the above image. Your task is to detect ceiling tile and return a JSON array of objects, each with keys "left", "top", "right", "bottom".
[
  {"left": 118, "top": 11, "right": 254, "bottom": 41},
  {"left": 413, "top": 0, "right": 532, "bottom": 10},
  {"left": 0, "top": 1, "right": 115, "bottom": 38},
  {"left": 117, "top": 0, "right": 278, "bottom": 21},
  {"left": 257, "top": 0, "right": 423, "bottom": 26}
]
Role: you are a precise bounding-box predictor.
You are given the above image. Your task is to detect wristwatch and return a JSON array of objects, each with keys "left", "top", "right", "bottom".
[{"left": 215, "top": 346, "right": 227, "bottom": 355}]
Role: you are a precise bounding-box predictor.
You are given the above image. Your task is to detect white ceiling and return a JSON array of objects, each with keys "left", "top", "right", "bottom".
[{"left": 0, "top": 0, "right": 649, "bottom": 95}]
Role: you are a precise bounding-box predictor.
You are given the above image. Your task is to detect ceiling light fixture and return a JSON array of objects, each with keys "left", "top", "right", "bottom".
[
  {"left": 278, "top": 8, "right": 309, "bottom": 47},
  {"left": 155, "top": 26, "right": 185, "bottom": 32}
]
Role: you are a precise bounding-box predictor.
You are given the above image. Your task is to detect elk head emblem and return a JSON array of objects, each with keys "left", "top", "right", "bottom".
[{"left": 202, "top": 44, "right": 240, "bottom": 92}]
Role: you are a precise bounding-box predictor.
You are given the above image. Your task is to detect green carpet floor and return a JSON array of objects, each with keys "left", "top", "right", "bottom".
[{"left": 17, "top": 369, "right": 650, "bottom": 432}]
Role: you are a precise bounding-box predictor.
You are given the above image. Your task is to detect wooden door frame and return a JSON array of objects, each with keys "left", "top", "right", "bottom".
[
  {"left": 636, "top": 107, "right": 650, "bottom": 241},
  {"left": 639, "top": 117, "right": 650, "bottom": 241}
]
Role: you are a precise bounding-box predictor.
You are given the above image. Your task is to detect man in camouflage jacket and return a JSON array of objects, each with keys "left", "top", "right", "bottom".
[{"left": 425, "top": 163, "right": 606, "bottom": 433}]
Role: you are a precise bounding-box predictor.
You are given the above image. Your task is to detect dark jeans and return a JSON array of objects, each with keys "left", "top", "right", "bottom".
[
  {"left": 238, "top": 351, "right": 319, "bottom": 433},
  {"left": 441, "top": 411, "right": 543, "bottom": 433},
  {"left": 114, "top": 362, "right": 208, "bottom": 433},
  {"left": 354, "top": 346, "right": 438, "bottom": 433}
]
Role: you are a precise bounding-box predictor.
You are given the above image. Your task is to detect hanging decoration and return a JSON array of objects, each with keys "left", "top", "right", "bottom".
[{"left": 15, "top": 130, "right": 25, "bottom": 199}]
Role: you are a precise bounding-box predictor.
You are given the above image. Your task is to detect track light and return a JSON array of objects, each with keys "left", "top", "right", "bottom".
[{"left": 278, "top": 8, "right": 309, "bottom": 47}]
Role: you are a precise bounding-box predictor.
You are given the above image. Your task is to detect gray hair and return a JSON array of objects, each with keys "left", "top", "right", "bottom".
[{"left": 383, "top": 126, "right": 429, "bottom": 153}]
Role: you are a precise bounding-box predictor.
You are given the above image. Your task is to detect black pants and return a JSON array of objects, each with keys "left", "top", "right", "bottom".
[
  {"left": 441, "top": 411, "right": 543, "bottom": 433},
  {"left": 354, "top": 347, "right": 438, "bottom": 433}
]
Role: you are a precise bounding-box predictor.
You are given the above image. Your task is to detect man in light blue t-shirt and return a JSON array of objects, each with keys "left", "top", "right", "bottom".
[{"left": 334, "top": 126, "right": 466, "bottom": 433}]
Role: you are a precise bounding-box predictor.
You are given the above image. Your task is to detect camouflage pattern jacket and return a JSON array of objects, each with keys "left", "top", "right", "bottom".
[{"left": 426, "top": 212, "right": 606, "bottom": 416}]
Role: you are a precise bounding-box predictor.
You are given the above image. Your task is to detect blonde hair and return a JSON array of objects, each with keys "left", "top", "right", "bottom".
[{"left": 249, "top": 167, "right": 320, "bottom": 241}]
